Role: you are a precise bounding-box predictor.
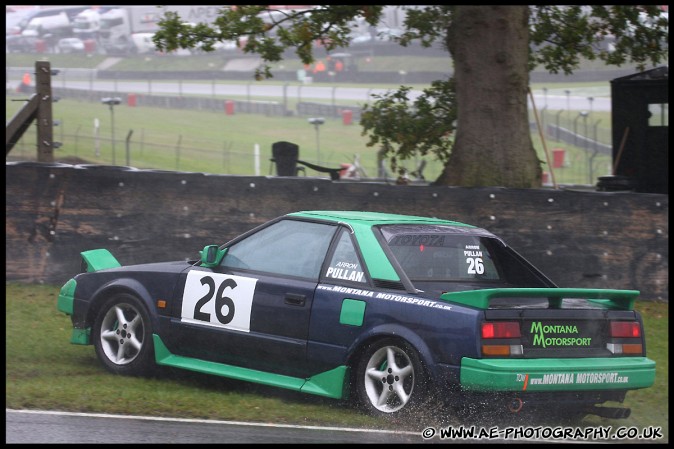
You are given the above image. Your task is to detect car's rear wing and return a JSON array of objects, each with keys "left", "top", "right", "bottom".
[{"left": 439, "top": 288, "right": 639, "bottom": 311}]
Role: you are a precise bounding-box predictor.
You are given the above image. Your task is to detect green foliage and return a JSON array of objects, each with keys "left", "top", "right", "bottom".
[
  {"left": 360, "top": 79, "right": 457, "bottom": 176},
  {"left": 154, "top": 6, "right": 385, "bottom": 80},
  {"left": 153, "top": 5, "right": 668, "bottom": 186},
  {"left": 529, "top": 5, "right": 669, "bottom": 74}
]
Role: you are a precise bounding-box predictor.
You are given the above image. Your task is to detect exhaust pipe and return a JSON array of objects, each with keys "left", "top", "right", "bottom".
[{"left": 587, "top": 406, "right": 631, "bottom": 419}]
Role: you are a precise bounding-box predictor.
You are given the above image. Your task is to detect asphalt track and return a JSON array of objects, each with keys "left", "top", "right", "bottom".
[
  {"left": 6, "top": 409, "right": 425, "bottom": 444},
  {"left": 7, "top": 76, "right": 612, "bottom": 113}
]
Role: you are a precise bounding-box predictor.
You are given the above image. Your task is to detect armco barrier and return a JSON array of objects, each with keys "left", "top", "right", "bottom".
[{"left": 5, "top": 163, "right": 668, "bottom": 300}]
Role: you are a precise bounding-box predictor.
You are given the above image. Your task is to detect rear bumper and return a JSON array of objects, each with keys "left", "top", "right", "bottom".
[{"left": 460, "top": 357, "right": 655, "bottom": 392}]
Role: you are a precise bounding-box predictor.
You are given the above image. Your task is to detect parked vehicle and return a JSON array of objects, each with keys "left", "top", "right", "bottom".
[
  {"left": 21, "top": 11, "right": 72, "bottom": 39},
  {"left": 8, "top": 5, "right": 89, "bottom": 36},
  {"left": 57, "top": 37, "right": 85, "bottom": 54},
  {"left": 57, "top": 211, "right": 655, "bottom": 419},
  {"left": 99, "top": 5, "right": 222, "bottom": 55},
  {"left": 6, "top": 35, "right": 39, "bottom": 53},
  {"left": 72, "top": 8, "right": 102, "bottom": 40}
]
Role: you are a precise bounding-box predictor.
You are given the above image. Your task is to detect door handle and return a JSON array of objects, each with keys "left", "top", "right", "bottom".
[{"left": 284, "top": 293, "right": 306, "bottom": 306}]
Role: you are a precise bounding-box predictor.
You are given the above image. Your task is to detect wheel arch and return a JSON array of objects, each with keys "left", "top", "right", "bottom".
[
  {"left": 86, "top": 278, "right": 159, "bottom": 330},
  {"left": 345, "top": 324, "right": 438, "bottom": 385}
]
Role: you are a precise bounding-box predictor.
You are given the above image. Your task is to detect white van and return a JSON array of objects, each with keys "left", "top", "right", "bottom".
[{"left": 21, "top": 12, "right": 72, "bottom": 38}]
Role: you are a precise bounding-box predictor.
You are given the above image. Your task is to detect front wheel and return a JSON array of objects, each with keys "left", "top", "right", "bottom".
[
  {"left": 354, "top": 338, "right": 428, "bottom": 416},
  {"left": 92, "top": 293, "right": 155, "bottom": 376}
]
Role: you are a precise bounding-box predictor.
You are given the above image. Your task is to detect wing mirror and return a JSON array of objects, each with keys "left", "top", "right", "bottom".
[{"left": 200, "top": 245, "right": 227, "bottom": 268}]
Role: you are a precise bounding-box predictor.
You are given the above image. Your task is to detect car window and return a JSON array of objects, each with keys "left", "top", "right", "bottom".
[
  {"left": 323, "top": 229, "right": 367, "bottom": 284},
  {"left": 223, "top": 219, "right": 336, "bottom": 280},
  {"left": 380, "top": 226, "right": 501, "bottom": 281}
]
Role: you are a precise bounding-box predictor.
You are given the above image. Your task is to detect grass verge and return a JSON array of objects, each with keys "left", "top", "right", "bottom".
[{"left": 5, "top": 282, "right": 668, "bottom": 442}]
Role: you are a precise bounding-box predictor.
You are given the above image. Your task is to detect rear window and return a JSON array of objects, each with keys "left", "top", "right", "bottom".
[{"left": 380, "top": 225, "right": 501, "bottom": 282}]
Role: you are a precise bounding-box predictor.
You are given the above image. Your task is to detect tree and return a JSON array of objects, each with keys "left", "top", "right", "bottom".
[{"left": 153, "top": 5, "right": 668, "bottom": 187}]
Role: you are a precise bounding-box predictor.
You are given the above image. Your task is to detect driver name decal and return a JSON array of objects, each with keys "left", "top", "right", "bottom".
[
  {"left": 326, "top": 261, "right": 365, "bottom": 282},
  {"left": 181, "top": 271, "right": 258, "bottom": 332}
]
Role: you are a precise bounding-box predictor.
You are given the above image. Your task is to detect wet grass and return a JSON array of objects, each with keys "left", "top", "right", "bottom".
[{"left": 5, "top": 282, "right": 668, "bottom": 442}]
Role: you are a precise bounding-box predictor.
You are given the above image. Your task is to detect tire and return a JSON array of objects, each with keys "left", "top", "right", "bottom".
[
  {"left": 354, "top": 338, "right": 428, "bottom": 416},
  {"left": 92, "top": 293, "right": 156, "bottom": 376}
]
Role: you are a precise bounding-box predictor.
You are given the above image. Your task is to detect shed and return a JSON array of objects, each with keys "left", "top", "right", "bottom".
[{"left": 610, "top": 66, "right": 668, "bottom": 194}]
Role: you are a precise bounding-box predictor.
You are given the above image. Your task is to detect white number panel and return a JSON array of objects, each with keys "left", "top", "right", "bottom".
[{"left": 181, "top": 271, "right": 258, "bottom": 332}]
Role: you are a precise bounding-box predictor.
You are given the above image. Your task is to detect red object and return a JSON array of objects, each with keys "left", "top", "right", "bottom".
[
  {"left": 552, "top": 148, "right": 565, "bottom": 168},
  {"left": 225, "top": 100, "right": 235, "bottom": 115},
  {"left": 35, "top": 39, "right": 46, "bottom": 53},
  {"left": 339, "top": 163, "right": 351, "bottom": 178},
  {"left": 342, "top": 109, "right": 353, "bottom": 125},
  {"left": 541, "top": 171, "right": 550, "bottom": 184},
  {"left": 84, "top": 39, "right": 96, "bottom": 53},
  {"left": 127, "top": 93, "right": 137, "bottom": 107},
  {"left": 481, "top": 322, "right": 521, "bottom": 339},
  {"left": 610, "top": 321, "right": 641, "bottom": 338}
]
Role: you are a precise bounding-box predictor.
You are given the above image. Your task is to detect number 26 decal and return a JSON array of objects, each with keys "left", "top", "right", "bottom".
[
  {"left": 181, "top": 271, "right": 258, "bottom": 332},
  {"left": 466, "top": 257, "right": 484, "bottom": 274},
  {"left": 193, "top": 276, "right": 237, "bottom": 324}
]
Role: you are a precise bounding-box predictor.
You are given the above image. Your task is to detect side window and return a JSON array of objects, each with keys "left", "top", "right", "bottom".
[
  {"left": 323, "top": 229, "right": 367, "bottom": 284},
  {"left": 223, "top": 220, "right": 335, "bottom": 280}
]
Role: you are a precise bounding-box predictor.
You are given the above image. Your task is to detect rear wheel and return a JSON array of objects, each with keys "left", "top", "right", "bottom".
[
  {"left": 92, "top": 293, "right": 155, "bottom": 376},
  {"left": 354, "top": 338, "right": 428, "bottom": 416}
]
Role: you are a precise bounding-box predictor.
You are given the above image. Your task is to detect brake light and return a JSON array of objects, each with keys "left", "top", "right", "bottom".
[
  {"left": 482, "top": 322, "right": 521, "bottom": 339},
  {"left": 610, "top": 321, "right": 641, "bottom": 338}
]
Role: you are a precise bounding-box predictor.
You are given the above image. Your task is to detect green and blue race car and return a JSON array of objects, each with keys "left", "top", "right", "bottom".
[{"left": 57, "top": 211, "right": 655, "bottom": 419}]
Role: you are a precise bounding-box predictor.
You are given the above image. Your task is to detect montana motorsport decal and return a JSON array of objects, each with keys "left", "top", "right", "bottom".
[
  {"left": 317, "top": 284, "right": 452, "bottom": 311},
  {"left": 528, "top": 321, "right": 593, "bottom": 348},
  {"left": 517, "top": 371, "right": 629, "bottom": 390},
  {"left": 181, "top": 271, "right": 258, "bottom": 332}
]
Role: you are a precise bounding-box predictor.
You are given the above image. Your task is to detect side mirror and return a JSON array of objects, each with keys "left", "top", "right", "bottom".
[{"left": 199, "top": 245, "right": 227, "bottom": 268}]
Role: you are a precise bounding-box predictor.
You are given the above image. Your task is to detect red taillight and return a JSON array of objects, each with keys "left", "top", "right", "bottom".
[
  {"left": 482, "top": 322, "right": 521, "bottom": 339},
  {"left": 610, "top": 321, "right": 641, "bottom": 338}
]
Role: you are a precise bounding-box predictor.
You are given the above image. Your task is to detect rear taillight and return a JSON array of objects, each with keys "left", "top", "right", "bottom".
[
  {"left": 481, "top": 321, "right": 522, "bottom": 357},
  {"left": 610, "top": 321, "right": 641, "bottom": 338},
  {"left": 481, "top": 321, "right": 521, "bottom": 339},
  {"left": 607, "top": 321, "right": 643, "bottom": 355}
]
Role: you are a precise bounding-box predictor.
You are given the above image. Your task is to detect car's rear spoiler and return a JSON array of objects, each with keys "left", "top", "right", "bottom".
[{"left": 439, "top": 288, "right": 639, "bottom": 311}]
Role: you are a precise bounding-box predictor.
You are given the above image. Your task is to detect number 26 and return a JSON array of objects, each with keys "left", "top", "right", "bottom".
[
  {"left": 193, "top": 275, "right": 237, "bottom": 324},
  {"left": 466, "top": 257, "right": 484, "bottom": 274}
]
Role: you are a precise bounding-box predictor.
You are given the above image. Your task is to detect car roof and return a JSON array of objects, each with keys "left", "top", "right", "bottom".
[
  {"left": 287, "top": 211, "right": 491, "bottom": 285},
  {"left": 289, "top": 210, "right": 474, "bottom": 227}
]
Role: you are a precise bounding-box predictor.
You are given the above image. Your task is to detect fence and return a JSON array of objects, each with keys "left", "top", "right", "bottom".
[{"left": 7, "top": 73, "right": 613, "bottom": 182}]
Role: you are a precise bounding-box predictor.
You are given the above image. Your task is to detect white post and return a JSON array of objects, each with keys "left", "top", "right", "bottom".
[
  {"left": 94, "top": 118, "right": 100, "bottom": 157},
  {"left": 254, "top": 143, "right": 260, "bottom": 176}
]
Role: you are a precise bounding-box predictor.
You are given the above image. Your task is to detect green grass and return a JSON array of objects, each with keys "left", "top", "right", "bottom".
[
  {"left": 6, "top": 95, "right": 613, "bottom": 185},
  {"left": 5, "top": 49, "right": 646, "bottom": 73},
  {"left": 8, "top": 50, "right": 623, "bottom": 184},
  {"left": 5, "top": 282, "right": 669, "bottom": 441}
]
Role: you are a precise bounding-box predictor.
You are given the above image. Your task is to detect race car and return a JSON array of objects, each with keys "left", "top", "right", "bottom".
[{"left": 57, "top": 210, "right": 655, "bottom": 419}]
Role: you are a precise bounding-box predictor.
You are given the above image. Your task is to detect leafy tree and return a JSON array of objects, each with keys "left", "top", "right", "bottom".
[{"left": 154, "top": 5, "right": 668, "bottom": 187}]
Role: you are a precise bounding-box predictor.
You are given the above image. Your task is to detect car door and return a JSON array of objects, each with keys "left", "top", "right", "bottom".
[{"left": 169, "top": 218, "right": 338, "bottom": 378}]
